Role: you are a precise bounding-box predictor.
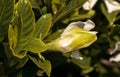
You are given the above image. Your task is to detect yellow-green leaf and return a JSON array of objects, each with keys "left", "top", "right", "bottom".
[
  {"left": 35, "top": 14, "right": 52, "bottom": 39},
  {"left": 25, "top": 38, "right": 47, "bottom": 53},
  {"left": 9, "top": 0, "right": 47, "bottom": 58},
  {"left": 29, "top": 55, "right": 51, "bottom": 76},
  {"left": 29, "top": 0, "right": 40, "bottom": 8}
]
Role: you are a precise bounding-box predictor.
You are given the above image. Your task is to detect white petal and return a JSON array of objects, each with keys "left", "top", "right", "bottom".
[
  {"left": 71, "top": 50, "right": 83, "bottom": 60},
  {"left": 63, "top": 20, "right": 95, "bottom": 33},
  {"left": 109, "top": 53, "right": 120, "bottom": 62},
  {"left": 63, "top": 21, "right": 84, "bottom": 33},
  {"left": 83, "top": 0, "right": 98, "bottom": 10},
  {"left": 104, "top": 0, "right": 120, "bottom": 13},
  {"left": 88, "top": 31, "right": 98, "bottom": 34},
  {"left": 84, "top": 20, "right": 95, "bottom": 30},
  {"left": 110, "top": 42, "right": 120, "bottom": 55},
  {"left": 60, "top": 37, "right": 73, "bottom": 48}
]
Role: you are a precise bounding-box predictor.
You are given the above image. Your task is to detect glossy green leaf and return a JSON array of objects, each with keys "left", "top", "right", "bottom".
[
  {"left": 81, "top": 67, "right": 94, "bottom": 74},
  {"left": 54, "top": 0, "right": 87, "bottom": 23},
  {"left": 62, "top": 10, "right": 95, "bottom": 23},
  {"left": 71, "top": 56, "right": 91, "bottom": 69},
  {"left": 17, "top": 56, "right": 29, "bottom": 68},
  {"left": 51, "top": 2, "right": 58, "bottom": 14},
  {"left": 29, "top": 0, "right": 43, "bottom": 15},
  {"left": 0, "top": 0, "right": 14, "bottom": 42},
  {"left": 29, "top": 55, "right": 51, "bottom": 76},
  {"left": 101, "top": 3, "right": 119, "bottom": 25},
  {"left": 51, "top": 0, "right": 66, "bottom": 14},
  {"left": 35, "top": 14, "right": 52, "bottom": 39},
  {"left": 70, "top": 10, "right": 95, "bottom": 21},
  {"left": 29, "top": 0, "right": 40, "bottom": 8},
  {"left": 72, "top": 57, "right": 94, "bottom": 74},
  {"left": 3, "top": 43, "right": 12, "bottom": 61},
  {"left": 3, "top": 43, "right": 19, "bottom": 67},
  {"left": 45, "top": 29, "right": 64, "bottom": 42},
  {"left": 8, "top": 0, "right": 47, "bottom": 58},
  {"left": 3, "top": 43, "right": 29, "bottom": 67},
  {"left": 8, "top": 0, "right": 34, "bottom": 58},
  {"left": 25, "top": 38, "right": 47, "bottom": 53}
]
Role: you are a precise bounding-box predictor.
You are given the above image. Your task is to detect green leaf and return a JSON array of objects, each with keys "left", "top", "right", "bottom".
[
  {"left": 71, "top": 56, "right": 91, "bottom": 69},
  {"left": 44, "top": 29, "right": 63, "bottom": 42},
  {"left": 51, "top": 0, "right": 66, "bottom": 14},
  {"left": 3, "top": 43, "right": 12, "bottom": 61},
  {"left": 71, "top": 57, "right": 94, "bottom": 74},
  {"left": 101, "top": 3, "right": 119, "bottom": 25},
  {"left": 3, "top": 43, "right": 29, "bottom": 67},
  {"left": 81, "top": 67, "right": 94, "bottom": 75},
  {"left": 95, "top": 63, "right": 107, "bottom": 74},
  {"left": 70, "top": 10, "right": 95, "bottom": 21},
  {"left": 29, "top": 0, "right": 43, "bottom": 15},
  {"left": 17, "top": 56, "right": 29, "bottom": 68},
  {"left": 8, "top": 0, "right": 47, "bottom": 58},
  {"left": 29, "top": 0, "right": 40, "bottom": 8},
  {"left": 62, "top": 10, "right": 95, "bottom": 23},
  {"left": 54, "top": 0, "right": 87, "bottom": 23},
  {"left": 25, "top": 38, "right": 47, "bottom": 53},
  {"left": 3, "top": 43, "right": 20, "bottom": 67},
  {"left": 71, "top": 51, "right": 94, "bottom": 74},
  {"left": 35, "top": 14, "right": 52, "bottom": 39},
  {"left": 0, "top": 0, "right": 14, "bottom": 42},
  {"left": 8, "top": 0, "right": 35, "bottom": 58},
  {"left": 29, "top": 55, "right": 51, "bottom": 76}
]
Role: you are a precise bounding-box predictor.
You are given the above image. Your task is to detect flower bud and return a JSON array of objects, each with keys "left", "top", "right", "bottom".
[{"left": 47, "top": 20, "right": 97, "bottom": 53}]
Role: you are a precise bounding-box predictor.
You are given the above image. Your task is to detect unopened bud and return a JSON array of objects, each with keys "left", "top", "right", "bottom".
[{"left": 47, "top": 20, "right": 97, "bottom": 53}]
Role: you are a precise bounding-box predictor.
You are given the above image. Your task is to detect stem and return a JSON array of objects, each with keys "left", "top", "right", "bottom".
[{"left": 46, "top": 38, "right": 61, "bottom": 52}]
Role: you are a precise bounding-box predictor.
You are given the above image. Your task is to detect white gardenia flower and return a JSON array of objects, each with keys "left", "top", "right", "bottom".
[
  {"left": 47, "top": 20, "right": 97, "bottom": 53},
  {"left": 83, "top": 0, "right": 98, "bottom": 10},
  {"left": 104, "top": 0, "right": 120, "bottom": 13}
]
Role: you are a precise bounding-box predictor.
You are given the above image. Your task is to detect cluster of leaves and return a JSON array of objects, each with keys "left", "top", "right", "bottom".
[{"left": 0, "top": 0, "right": 120, "bottom": 77}]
